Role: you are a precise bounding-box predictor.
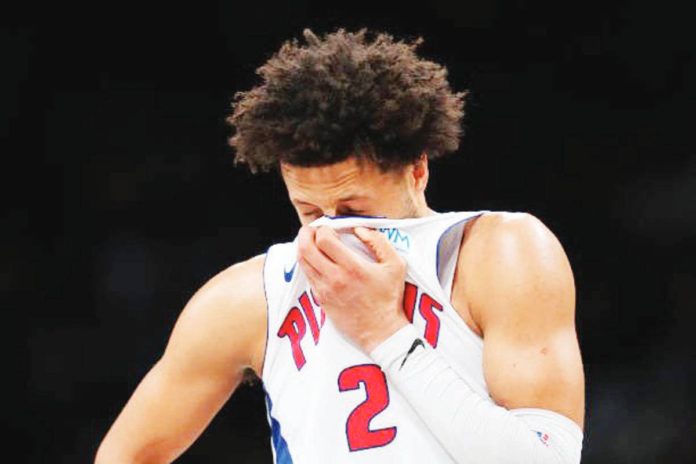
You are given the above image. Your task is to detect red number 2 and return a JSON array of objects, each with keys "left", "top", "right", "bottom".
[{"left": 337, "top": 364, "right": 397, "bottom": 452}]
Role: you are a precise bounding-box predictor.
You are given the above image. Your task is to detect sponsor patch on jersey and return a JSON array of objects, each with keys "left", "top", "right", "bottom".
[{"left": 378, "top": 227, "right": 411, "bottom": 253}]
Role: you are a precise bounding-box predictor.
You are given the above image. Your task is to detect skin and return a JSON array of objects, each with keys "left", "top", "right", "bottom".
[{"left": 95, "top": 154, "right": 584, "bottom": 463}]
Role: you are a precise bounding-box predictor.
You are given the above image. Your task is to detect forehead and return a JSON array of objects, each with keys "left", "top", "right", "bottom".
[{"left": 280, "top": 157, "right": 401, "bottom": 198}]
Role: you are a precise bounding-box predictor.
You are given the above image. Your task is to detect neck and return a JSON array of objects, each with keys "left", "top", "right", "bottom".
[
  {"left": 414, "top": 190, "right": 436, "bottom": 217},
  {"left": 404, "top": 198, "right": 436, "bottom": 218},
  {"left": 419, "top": 205, "right": 437, "bottom": 217}
]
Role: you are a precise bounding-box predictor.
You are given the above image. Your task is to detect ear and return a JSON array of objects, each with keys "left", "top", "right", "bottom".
[{"left": 412, "top": 153, "right": 429, "bottom": 193}]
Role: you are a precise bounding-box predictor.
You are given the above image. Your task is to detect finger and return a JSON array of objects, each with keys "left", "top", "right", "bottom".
[
  {"left": 298, "top": 256, "right": 325, "bottom": 306},
  {"left": 353, "top": 226, "right": 400, "bottom": 264},
  {"left": 298, "top": 225, "right": 338, "bottom": 276},
  {"left": 314, "top": 226, "right": 365, "bottom": 271},
  {"left": 298, "top": 255, "right": 321, "bottom": 285}
]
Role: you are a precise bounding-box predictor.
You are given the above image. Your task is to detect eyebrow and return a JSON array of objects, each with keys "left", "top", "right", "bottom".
[{"left": 295, "top": 194, "right": 366, "bottom": 206}]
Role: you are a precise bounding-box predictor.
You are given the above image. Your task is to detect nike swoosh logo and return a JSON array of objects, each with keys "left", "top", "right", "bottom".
[
  {"left": 399, "top": 338, "right": 425, "bottom": 370},
  {"left": 284, "top": 262, "right": 297, "bottom": 282}
]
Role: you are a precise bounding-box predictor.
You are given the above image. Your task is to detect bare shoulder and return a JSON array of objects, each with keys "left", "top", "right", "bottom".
[
  {"left": 163, "top": 253, "right": 268, "bottom": 380},
  {"left": 463, "top": 210, "right": 563, "bottom": 247},
  {"left": 458, "top": 211, "right": 576, "bottom": 332}
]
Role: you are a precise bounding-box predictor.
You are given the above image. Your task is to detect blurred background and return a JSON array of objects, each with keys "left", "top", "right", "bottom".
[{"left": 2, "top": 0, "right": 694, "bottom": 462}]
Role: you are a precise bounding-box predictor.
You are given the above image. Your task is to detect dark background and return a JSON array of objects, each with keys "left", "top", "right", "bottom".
[{"left": 3, "top": 0, "right": 694, "bottom": 462}]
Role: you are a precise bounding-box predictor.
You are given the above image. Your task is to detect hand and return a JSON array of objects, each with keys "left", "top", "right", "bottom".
[{"left": 297, "top": 224, "right": 409, "bottom": 353}]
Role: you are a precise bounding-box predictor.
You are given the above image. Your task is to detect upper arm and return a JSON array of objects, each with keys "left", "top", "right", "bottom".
[
  {"left": 459, "top": 212, "right": 584, "bottom": 428},
  {"left": 95, "top": 254, "right": 267, "bottom": 464}
]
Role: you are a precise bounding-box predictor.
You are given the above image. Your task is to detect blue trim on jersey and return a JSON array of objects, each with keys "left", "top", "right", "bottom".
[
  {"left": 434, "top": 213, "right": 485, "bottom": 285},
  {"left": 264, "top": 388, "right": 294, "bottom": 464},
  {"left": 260, "top": 245, "right": 272, "bottom": 380},
  {"left": 321, "top": 213, "right": 387, "bottom": 220}
]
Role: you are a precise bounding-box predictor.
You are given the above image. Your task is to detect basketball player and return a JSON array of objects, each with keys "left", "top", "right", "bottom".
[{"left": 95, "top": 28, "right": 584, "bottom": 463}]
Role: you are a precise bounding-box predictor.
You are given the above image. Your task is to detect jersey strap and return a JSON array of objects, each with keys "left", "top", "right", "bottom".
[{"left": 433, "top": 211, "right": 487, "bottom": 301}]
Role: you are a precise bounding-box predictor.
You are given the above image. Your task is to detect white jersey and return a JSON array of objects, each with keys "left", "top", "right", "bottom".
[{"left": 260, "top": 210, "right": 493, "bottom": 463}]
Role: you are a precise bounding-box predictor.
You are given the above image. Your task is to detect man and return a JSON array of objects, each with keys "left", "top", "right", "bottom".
[{"left": 95, "top": 27, "right": 584, "bottom": 463}]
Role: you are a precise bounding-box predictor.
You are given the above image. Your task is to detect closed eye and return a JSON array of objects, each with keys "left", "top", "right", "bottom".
[
  {"left": 310, "top": 210, "right": 363, "bottom": 217},
  {"left": 304, "top": 211, "right": 321, "bottom": 217},
  {"left": 336, "top": 207, "right": 364, "bottom": 217}
]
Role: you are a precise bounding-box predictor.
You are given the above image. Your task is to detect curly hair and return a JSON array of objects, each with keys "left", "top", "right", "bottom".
[{"left": 226, "top": 27, "right": 469, "bottom": 174}]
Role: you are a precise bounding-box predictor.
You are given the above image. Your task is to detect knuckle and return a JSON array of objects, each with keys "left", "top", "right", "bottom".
[
  {"left": 318, "top": 285, "right": 332, "bottom": 301},
  {"left": 297, "top": 240, "right": 309, "bottom": 256},
  {"left": 302, "top": 225, "right": 316, "bottom": 239},
  {"left": 315, "top": 229, "right": 330, "bottom": 248},
  {"left": 311, "top": 287, "right": 324, "bottom": 305},
  {"left": 345, "top": 265, "right": 361, "bottom": 278},
  {"left": 395, "top": 258, "right": 407, "bottom": 274},
  {"left": 332, "top": 275, "right": 346, "bottom": 291}
]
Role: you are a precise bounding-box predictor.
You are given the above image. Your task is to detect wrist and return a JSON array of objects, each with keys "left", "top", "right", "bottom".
[
  {"left": 368, "top": 322, "right": 423, "bottom": 367},
  {"left": 360, "top": 316, "right": 410, "bottom": 354}
]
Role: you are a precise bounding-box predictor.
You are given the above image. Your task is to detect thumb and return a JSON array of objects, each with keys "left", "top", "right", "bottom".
[{"left": 353, "top": 226, "right": 400, "bottom": 264}]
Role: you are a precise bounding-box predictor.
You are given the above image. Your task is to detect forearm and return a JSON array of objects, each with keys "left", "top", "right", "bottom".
[
  {"left": 94, "top": 363, "right": 220, "bottom": 464},
  {"left": 95, "top": 431, "right": 175, "bottom": 464},
  {"left": 94, "top": 447, "right": 141, "bottom": 464},
  {"left": 369, "top": 324, "right": 584, "bottom": 464}
]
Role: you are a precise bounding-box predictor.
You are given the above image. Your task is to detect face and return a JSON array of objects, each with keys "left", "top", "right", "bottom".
[{"left": 280, "top": 155, "right": 430, "bottom": 225}]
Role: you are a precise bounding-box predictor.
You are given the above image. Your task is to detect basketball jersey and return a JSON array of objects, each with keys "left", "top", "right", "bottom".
[{"left": 260, "top": 210, "right": 493, "bottom": 463}]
